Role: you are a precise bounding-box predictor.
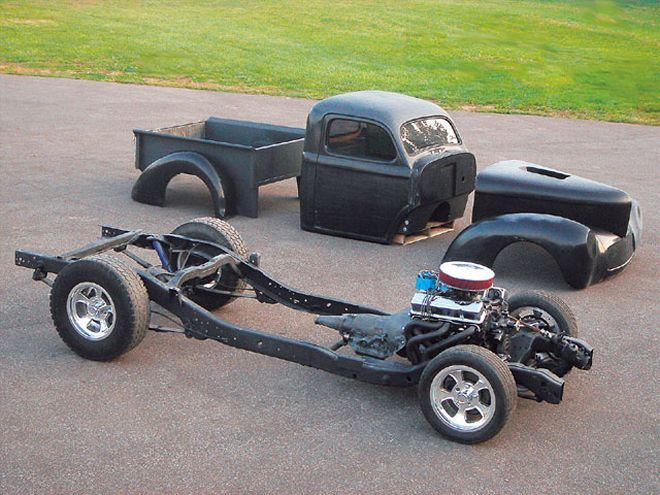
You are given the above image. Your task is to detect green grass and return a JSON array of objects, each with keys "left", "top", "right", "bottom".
[{"left": 1, "top": 0, "right": 658, "bottom": 123}]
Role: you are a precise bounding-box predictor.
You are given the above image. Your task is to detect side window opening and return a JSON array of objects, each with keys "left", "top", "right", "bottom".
[{"left": 326, "top": 118, "right": 397, "bottom": 161}]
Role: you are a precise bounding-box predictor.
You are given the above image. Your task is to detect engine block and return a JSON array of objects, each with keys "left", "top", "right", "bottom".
[{"left": 410, "top": 291, "right": 487, "bottom": 324}]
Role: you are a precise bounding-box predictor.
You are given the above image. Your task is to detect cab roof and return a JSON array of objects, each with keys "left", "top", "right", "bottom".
[{"left": 307, "top": 90, "right": 452, "bottom": 132}]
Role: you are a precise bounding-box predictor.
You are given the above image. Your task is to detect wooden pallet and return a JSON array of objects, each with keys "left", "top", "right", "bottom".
[{"left": 392, "top": 220, "right": 455, "bottom": 246}]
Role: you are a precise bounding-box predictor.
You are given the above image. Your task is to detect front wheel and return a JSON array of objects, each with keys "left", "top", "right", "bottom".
[
  {"left": 507, "top": 290, "right": 578, "bottom": 377},
  {"left": 418, "top": 345, "right": 517, "bottom": 444}
]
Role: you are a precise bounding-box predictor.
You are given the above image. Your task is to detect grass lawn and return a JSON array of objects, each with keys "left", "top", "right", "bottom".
[{"left": 0, "top": 0, "right": 658, "bottom": 124}]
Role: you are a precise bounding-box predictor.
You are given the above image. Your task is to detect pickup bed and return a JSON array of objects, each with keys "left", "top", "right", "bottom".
[{"left": 132, "top": 117, "right": 305, "bottom": 218}]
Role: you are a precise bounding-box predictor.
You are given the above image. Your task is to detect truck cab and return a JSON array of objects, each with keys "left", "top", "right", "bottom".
[{"left": 299, "top": 91, "right": 476, "bottom": 243}]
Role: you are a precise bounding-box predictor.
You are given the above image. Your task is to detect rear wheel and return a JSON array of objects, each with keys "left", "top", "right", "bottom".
[
  {"left": 419, "top": 345, "right": 517, "bottom": 444},
  {"left": 171, "top": 217, "right": 248, "bottom": 310},
  {"left": 507, "top": 290, "right": 578, "bottom": 377},
  {"left": 50, "top": 255, "right": 150, "bottom": 361}
]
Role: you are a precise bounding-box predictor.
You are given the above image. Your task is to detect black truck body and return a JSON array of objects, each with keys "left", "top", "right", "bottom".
[{"left": 131, "top": 91, "right": 475, "bottom": 243}]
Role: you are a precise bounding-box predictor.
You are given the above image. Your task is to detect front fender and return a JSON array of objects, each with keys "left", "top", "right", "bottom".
[
  {"left": 442, "top": 213, "right": 603, "bottom": 289},
  {"left": 131, "top": 151, "right": 233, "bottom": 218}
]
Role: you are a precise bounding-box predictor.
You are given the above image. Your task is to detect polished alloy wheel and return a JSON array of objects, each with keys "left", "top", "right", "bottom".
[
  {"left": 430, "top": 364, "right": 495, "bottom": 432},
  {"left": 66, "top": 282, "right": 116, "bottom": 341}
]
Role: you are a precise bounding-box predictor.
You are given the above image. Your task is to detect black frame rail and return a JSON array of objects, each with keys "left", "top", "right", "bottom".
[{"left": 15, "top": 226, "right": 425, "bottom": 387}]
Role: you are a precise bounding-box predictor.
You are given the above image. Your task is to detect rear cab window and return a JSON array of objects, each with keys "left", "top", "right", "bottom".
[
  {"left": 400, "top": 117, "right": 460, "bottom": 156},
  {"left": 326, "top": 118, "right": 397, "bottom": 162}
]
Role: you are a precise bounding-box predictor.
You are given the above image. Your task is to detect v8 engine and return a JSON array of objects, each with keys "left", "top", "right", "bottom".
[{"left": 316, "top": 261, "right": 592, "bottom": 384}]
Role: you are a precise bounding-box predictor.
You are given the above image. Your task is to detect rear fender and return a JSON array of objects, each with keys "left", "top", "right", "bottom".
[{"left": 131, "top": 151, "right": 233, "bottom": 218}]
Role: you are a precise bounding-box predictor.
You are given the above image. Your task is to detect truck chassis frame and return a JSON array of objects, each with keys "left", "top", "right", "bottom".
[{"left": 15, "top": 225, "right": 562, "bottom": 396}]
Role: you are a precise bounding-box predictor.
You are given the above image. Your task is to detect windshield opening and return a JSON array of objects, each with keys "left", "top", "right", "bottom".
[{"left": 400, "top": 117, "right": 459, "bottom": 156}]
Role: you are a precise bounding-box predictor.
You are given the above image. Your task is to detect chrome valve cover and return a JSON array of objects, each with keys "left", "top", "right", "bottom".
[{"left": 410, "top": 291, "right": 487, "bottom": 324}]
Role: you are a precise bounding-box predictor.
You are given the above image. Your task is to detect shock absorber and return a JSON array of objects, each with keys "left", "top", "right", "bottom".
[{"left": 148, "top": 237, "right": 173, "bottom": 272}]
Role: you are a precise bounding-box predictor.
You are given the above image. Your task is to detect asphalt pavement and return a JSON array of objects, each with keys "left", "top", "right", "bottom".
[{"left": 0, "top": 74, "right": 658, "bottom": 494}]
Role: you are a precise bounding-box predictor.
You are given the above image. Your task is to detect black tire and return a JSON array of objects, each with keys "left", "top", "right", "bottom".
[
  {"left": 171, "top": 217, "right": 248, "bottom": 311},
  {"left": 507, "top": 290, "right": 578, "bottom": 377},
  {"left": 419, "top": 345, "right": 517, "bottom": 444},
  {"left": 50, "top": 255, "right": 150, "bottom": 361}
]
